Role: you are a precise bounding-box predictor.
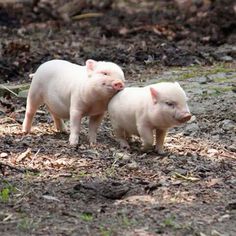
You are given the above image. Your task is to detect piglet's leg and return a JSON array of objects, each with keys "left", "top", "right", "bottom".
[
  {"left": 22, "top": 94, "right": 42, "bottom": 133},
  {"left": 88, "top": 114, "right": 104, "bottom": 145},
  {"left": 52, "top": 116, "right": 66, "bottom": 132},
  {"left": 69, "top": 109, "right": 82, "bottom": 146},
  {"left": 138, "top": 125, "right": 154, "bottom": 151},
  {"left": 113, "top": 127, "right": 130, "bottom": 149},
  {"left": 155, "top": 129, "right": 167, "bottom": 154},
  {"left": 47, "top": 107, "right": 67, "bottom": 132}
]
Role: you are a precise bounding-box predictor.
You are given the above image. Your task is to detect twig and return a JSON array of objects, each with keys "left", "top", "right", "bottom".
[
  {"left": 0, "top": 85, "right": 19, "bottom": 97},
  {"left": 72, "top": 13, "right": 103, "bottom": 20},
  {"left": 174, "top": 172, "right": 200, "bottom": 181}
]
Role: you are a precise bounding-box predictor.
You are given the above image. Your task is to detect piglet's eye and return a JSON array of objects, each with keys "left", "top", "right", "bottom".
[
  {"left": 165, "top": 101, "right": 175, "bottom": 107},
  {"left": 102, "top": 72, "right": 109, "bottom": 76}
]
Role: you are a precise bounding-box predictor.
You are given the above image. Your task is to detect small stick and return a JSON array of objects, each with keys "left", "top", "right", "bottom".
[
  {"left": 0, "top": 85, "right": 19, "bottom": 97},
  {"left": 72, "top": 13, "right": 103, "bottom": 20}
]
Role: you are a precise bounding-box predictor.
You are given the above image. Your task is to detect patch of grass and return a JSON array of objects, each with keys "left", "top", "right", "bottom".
[
  {"left": 80, "top": 212, "right": 93, "bottom": 222},
  {"left": 212, "top": 75, "right": 235, "bottom": 83},
  {"left": 17, "top": 217, "right": 39, "bottom": 232},
  {"left": 72, "top": 170, "right": 89, "bottom": 180},
  {"left": 0, "top": 181, "right": 17, "bottom": 203},
  {"left": 0, "top": 188, "right": 10, "bottom": 202},
  {"left": 175, "top": 63, "right": 235, "bottom": 81},
  {"left": 99, "top": 226, "right": 113, "bottom": 236},
  {"left": 122, "top": 215, "right": 132, "bottom": 227},
  {"left": 120, "top": 214, "right": 136, "bottom": 227},
  {"left": 206, "top": 86, "right": 234, "bottom": 97},
  {"left": 77, "top": 170, "right": 88, "bottom": 178},
  {"left": 104, "top": 153, "right": 122, "bottom": 177},
  {"left": 24, "top": 170, "right": 41, "bottom": 178},
  {"left": 162, "top": 215, "right": 181, "bottom": 229}
]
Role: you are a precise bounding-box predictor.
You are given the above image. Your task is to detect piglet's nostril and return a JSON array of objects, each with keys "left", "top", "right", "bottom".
[
  {"left": 181, "top": 113, "right": 192, "bottom": 122},
  {"left": 112, "top": 82, "right": 124, "bottom": 91}
]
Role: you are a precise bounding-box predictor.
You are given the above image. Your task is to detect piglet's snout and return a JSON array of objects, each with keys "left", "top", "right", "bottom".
[
  {"left": 178, "top": 112, "right": 192, "bottom": 123},
  {"left": 112, "top": 80, "right": 125, "bottom": 91}
]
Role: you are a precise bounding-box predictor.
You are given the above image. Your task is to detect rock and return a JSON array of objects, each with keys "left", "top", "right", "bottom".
[
  {"left": 175, "top": 168, "right": 188, "bottom": 175},
  {"left": 115, "top": 152, "right": 131, "bottom": 161},
  {"left": 0, "top": 152, "right": 8, "bottom": 158},
  {"left": 219, "top": 56, "right": 233, "bottom": 62},
  {"left": 226, "top": 201, "right": 236, "bottom": 210},
  {"left": 188, "top": 115, "right": 196, "bottom": 123},
  {"left": 213, "top": 44, "right": 236, "bottom": 61},
  {"left": 184, "top": 123, "right": 199, "bottom": 135},
  {"left": 221, "top": 120, "right": 235, "bottom": 131},
  {"left": 228, "top": 144, "right": 236, "bottom": 152},
  {"left": 211, "top": 229, "right": 229, "bottom": 236},
  {"left": 196, "top": 76, "right": 208, "bottom": 84},
  {"left": 127, "top": 161, "right": 139, "bottom": 170},
  {"left": 218, "top": 214, "right": 230, "bottom": 222},
  {"left": 199, "top": 232, "right": 207, "bottom": 236}
]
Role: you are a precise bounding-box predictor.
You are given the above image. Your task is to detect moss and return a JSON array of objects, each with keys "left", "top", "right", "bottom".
[{"left": 175, "top": 62, "right": 236, "bottom": 81}]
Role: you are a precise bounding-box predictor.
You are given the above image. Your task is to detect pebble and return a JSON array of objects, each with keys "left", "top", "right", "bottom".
[
  {"left": 115, "top": 152, "right": 131, "bottom": 161},
  {"left": 127, "top": 161, "right": 139, "bottom": 170},
  {"left": 221, "top": 120, "right": 235, "bottom": 131},
  {"left": 228, "top": 144, "right": 236, "bottom": 152},
  {"left": 197, "top": 76, "right": 208, "bottom": 84},
  {"left": 174, "top": 168, "right": 188, "bottom": 175},
  {"left": 0, "top": 152, "right": 8, "bottom": 158},
  {"left": 218, "top": 214, "right": 230, "bottom": 222},
  {"left": 188, "top": 115, "right": 196, "bottom": 123},
  {"left": 199, "top": 232, "right": 207, "bottom": 236},
  {"left": 220, "top": 55, "right": 233, "bottom": 62},
  {"left": 211, "top": 229, "right": 229, "bottom": 236}
]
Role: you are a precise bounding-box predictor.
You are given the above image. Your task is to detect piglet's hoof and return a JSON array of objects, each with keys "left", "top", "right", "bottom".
[{"left": 155, "top": 149, "right": 168, "bottom": 156}]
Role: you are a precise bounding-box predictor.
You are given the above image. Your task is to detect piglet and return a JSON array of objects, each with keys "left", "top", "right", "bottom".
[
  {"left": 108, "top": 82, "right": 191, "bottom": 154},
  {"left": 22, "top": 59, "right": 125, "bottom": 146}
]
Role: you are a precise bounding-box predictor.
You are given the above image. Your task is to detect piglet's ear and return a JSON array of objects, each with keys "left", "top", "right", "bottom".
[
  {"left": 150, "top": 87, "right": 158, "bottom": 104},
  {"left": 86, "top": 59, "right": 97, "bottom": 73}
]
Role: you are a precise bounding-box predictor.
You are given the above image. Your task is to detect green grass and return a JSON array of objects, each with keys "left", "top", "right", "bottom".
[
  {"left": 80, "top": 212, "right": 93, "bottom": 222},
  {"left": 17, "top": 217, "right": 39, "bottom": 232},
  {"left": 0, "top": 181, "right": 17, "bottom": 203},
  {"left": 162, "top": 215, "right": 181, "bottom": 229},
  {"left": 175, "top": 63, "right": 235, "bottom": 81},
  {"left": 99, "top": 226, "right": 113, "bottom": 236}
]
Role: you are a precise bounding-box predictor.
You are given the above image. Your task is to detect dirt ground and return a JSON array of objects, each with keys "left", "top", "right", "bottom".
[{"left": 0, "top": 1, "right": 236, "bottom": 235}]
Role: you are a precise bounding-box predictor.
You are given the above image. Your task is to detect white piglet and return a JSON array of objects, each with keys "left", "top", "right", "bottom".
[
  {"left": 22, "top": 59, "right": 125, "bottom": 146},
  {"left": 108, "top": 82, "right": 191, "bottom": 154}
]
